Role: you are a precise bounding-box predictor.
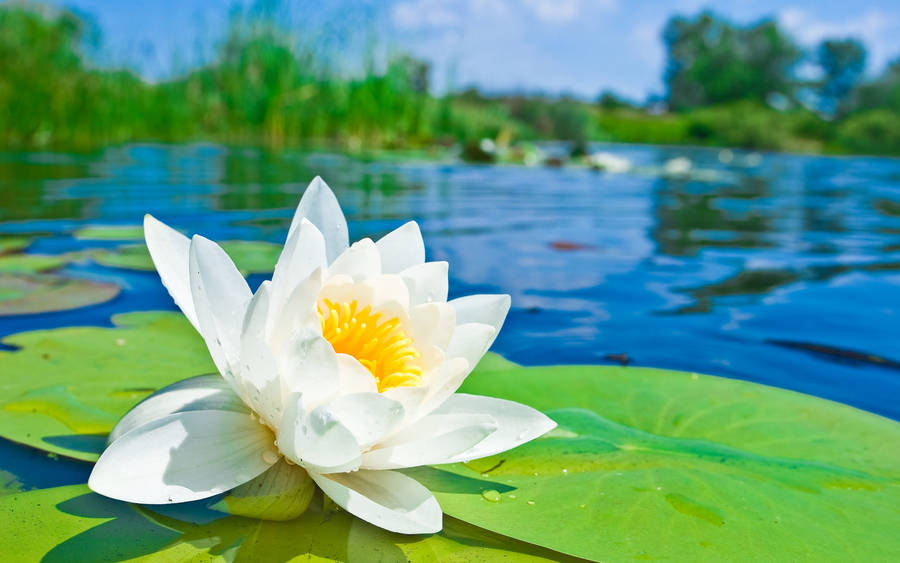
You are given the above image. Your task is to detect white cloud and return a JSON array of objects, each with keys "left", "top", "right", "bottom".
[
  {"left": 391, "top": 0, "right": 463, "bottom": 30},
  {"left": 778, "top": 7, "right": 899, "bottom": 73},
  {"left": 521, "top": 0, "right": 581, "bottom": 24},
  {"left": 392, "top": 0, "right": 618, "bottom": 30}
]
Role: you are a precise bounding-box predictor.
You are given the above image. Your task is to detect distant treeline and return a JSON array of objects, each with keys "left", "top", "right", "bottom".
[{"left": 1, "top": 5, "right": 899, "bottom": 155}]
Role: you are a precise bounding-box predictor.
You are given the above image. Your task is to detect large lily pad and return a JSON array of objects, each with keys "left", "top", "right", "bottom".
[
  {"left": 92, "top": 241, "right": 282, "bottom": 275},
  {"left": 2, "top": 312, "right": 899, "bottom": 560},
  {"left": 407, "top": 362, "right": 900, "bottom": 561},
  {"left": 0, "top": 274, "right": 120, "bottom": 316},
  {"left": 0, "top": 312, "right": 213, "bottom": 459},
  {"left": 0, "top": 485, "right": 577, "bottom": 562}
]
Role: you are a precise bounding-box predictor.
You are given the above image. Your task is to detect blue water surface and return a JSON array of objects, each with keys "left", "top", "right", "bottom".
[{"left": 1, "top": 142, "right": 899, "bottom": 428}]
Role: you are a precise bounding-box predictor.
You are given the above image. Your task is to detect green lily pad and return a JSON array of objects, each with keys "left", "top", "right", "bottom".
[
  {"left": 0, "top": 236, "right": 31, "bottom": 255},
  {"left": 0, "top": 254, "right": 67, "bottom": 274},
  {"left": 92, "top": 241, "right": 283, "bottom": 275},
  {"left": 0, "top": 274, "right": 120, "bottom": 317},
  {"left": 73, "top": 226, "right": 144, "bottom": 241},
  {"left": 0, "top": 485, "right": 578, "bottom": 562},
  {"left": 3, "top": 312, "right": 899, "bottom": 560},
  {"left": 0, "top": 312, "right": 214, "bottom": 460},
  {"left": 90, "top": 245, "right": 154, "bottom": 271},
  {"left": 0, "top": 470, "right": 24, "bottom": 496},
  {"left": 407, "top": 362, "right": 900, "bottom": 561}
]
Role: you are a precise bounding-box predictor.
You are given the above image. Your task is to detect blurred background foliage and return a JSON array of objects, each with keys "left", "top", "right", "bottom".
[{"left": 1, "top": 3, "right": 899, "bottom": 154}]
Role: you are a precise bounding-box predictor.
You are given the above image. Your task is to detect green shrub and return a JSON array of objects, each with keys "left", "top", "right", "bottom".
[{"left": 836, "top": 110, "right": 900, "bottom": 154}]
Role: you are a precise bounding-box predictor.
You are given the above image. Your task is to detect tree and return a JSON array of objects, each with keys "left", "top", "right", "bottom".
[
  {"left": 663, "top": 12, "right": 801, "bottom": 110},
  {"left": 855, "top": 58, "right": 900, "bottom": 112},
  {"left": 817, "top": 39, "right": 866, "bottom": 117}
]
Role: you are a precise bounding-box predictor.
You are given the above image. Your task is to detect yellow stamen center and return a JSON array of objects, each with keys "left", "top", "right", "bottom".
[{"left": 318, "top": 299, "right": 423, "bottom": 392}]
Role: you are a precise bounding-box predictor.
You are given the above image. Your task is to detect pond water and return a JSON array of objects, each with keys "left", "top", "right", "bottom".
[{"left": 1, "top": 141, "right": 899, "bottom": 440}]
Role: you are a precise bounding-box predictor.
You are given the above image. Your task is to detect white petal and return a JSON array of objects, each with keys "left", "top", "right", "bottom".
[
  {"left": 277, "top": 327, "right": 339, "bottom": 406},
  {"left": 189, "top": 235, "right": 252, "bottom": 384},
  {"left": 417, "top": 357, "right": 470, "bottom": 416},
  {"left": 449, "top": 294, "right": 510, "bottom": 351},
  {"left": 328, "top": 238, "right": 381, "bottom": 281},
  {"left": 278, "top": 393, "right": 361, "bottom": 473},
  {"left": 89, "top": 410, "right": 276, "bottom": 504},
  {"left": 363, "top": 274, "right": 410, "bottom": 312},
  {"left": 410, "top": 302, "right": 456, "bottom": 351},
  {"left": 445, "top": 322, "right": 496, "bottom": 368},
  {"left": 271, "top": 218, "right": 326, "bottom": 316},
  {"left": 108, "top": 375, "right": 248, "bottom": 444},
  {"left": 376, "top": 221, "right": 425, "bottom": 274},
  {"left": 337, "top": 354, "right": 378, "bottom": 394},
  {"left": 240, "top": 281, "right": 282, "bottom": 426},
  {"left": 361, "top": 413, "right": 496, "bottom": 470},
  {"left": 381, "top": 386, "right": 430, "bottom": 423},
  {"left": 144, "top": 215, "right": 199, "bottom": 331},
  {"left": 268, "top": 268, "right": 322, "bottom": 355},
  {"left": 327, "top": 392, "right": 405, "bottom": 448},
  {"left": 288, "top": 176, "right": 348, "bottom": 264},
  {"left": 400, "top": 261, "right": 448, "bottom": 306},
  {"left": 433, "top": 394, "right": 556, "bottom": 463},
  {"left": 309, "top": 469, "right": 442, "bottom": 534}
]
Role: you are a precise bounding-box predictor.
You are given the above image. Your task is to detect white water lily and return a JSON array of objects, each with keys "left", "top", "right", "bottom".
[{"left": 88, "top": 176, "right": 555, "bottom": 534}]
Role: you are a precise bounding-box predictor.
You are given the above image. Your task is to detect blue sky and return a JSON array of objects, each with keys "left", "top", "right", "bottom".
[{"left": 31, "top": 0, "right": 900, "bottom": 101}]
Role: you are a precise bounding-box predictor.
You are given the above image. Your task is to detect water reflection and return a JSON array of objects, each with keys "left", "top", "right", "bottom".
[{"left": 1, "top": 143, "right": 899, "bottom": 419}]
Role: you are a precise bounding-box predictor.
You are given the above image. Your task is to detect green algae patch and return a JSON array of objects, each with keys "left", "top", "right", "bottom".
[
  {"left": 0, "top": 274, "right": 120, "bottom": 316},
  {"left": 92, "top": 241, "right": 283, "bottom": 275}
]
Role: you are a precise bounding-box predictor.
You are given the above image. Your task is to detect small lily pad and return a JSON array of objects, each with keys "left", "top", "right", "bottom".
[
  {"left": 0, "top": 485, "right": 576, "bottom": 561},
  {"left": 0, "top": 254, "right": 67, "bottom": 274},
  {"left": 0, "top": 236, "right": 31, "bottom": 255},
  {"left": 93, "top": 241, "right": 283, "bottom": 275},
  {"left": 73, "top": 226, "right": 144, "bottom": 241},
  {"left": 0, "top": 274, "right": 120, "bottom": 317}
]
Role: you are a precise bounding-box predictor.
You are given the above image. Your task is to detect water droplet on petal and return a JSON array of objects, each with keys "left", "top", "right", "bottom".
[
  {"left": 508, "top": 494, "right": 517, "bottom": 500},
  {"left": 527, "top": 500, "right": 535, "bottom": 506},
  {"left": 481, "top": 490, "right": 501, "bottom": 503},
  {"left": 263, "top": 450, "right": 279, "bottom": 464}
]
